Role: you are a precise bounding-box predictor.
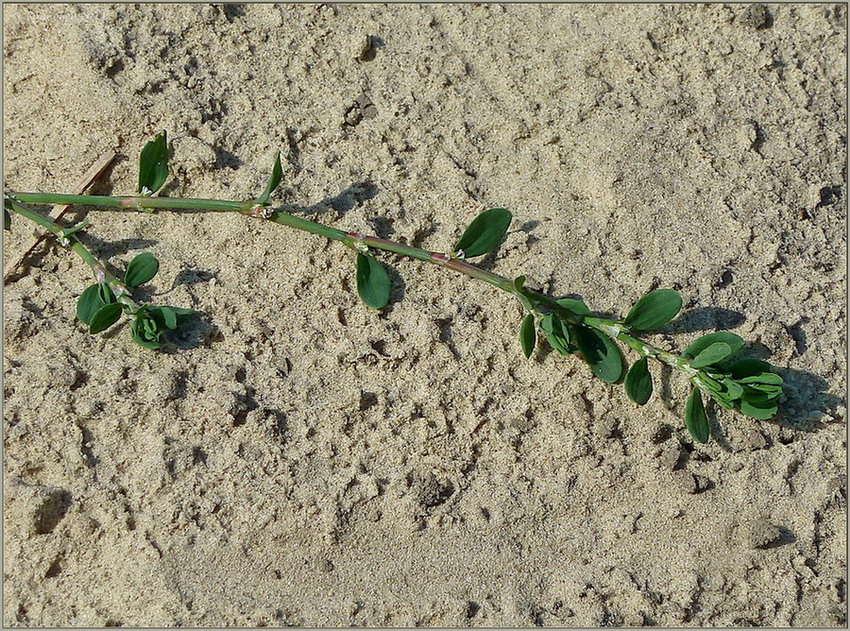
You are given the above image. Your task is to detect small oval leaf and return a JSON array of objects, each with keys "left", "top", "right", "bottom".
[
  {"left": 158, "top": 306, "right": 178, "bottom": 329},
  {"left": 739, "top": 400, "right": 779, "bottom": 420},
  {"left": 168, "top": 306, "right": 196, "bottom": 317},
  {"left": 77, "top": 284, "right": 104, "bottom": 325},
  {"left": 683, "top": 331, "right": 744, "bottom": 359},
  {"left": 356, "top": 253, "right": 390, "bottom": 309},
  {"left": 623, "top": 289, "right": 682, "bottom": 331},
  {"left": 711, "top": 394, "right": 736, "bottom": 411},
  {"left": 138, "top": 131, "right": 169, "bottom": 195},
  {"left": 124, "top": 252, "right": 160, "bottom": 287},
  {"left": 690, "top": 341, "right": 734, "bottom": 368},
  {"left": 742, "top": 389, "right": 781, "bottom": 405},
  {"left": 624, "top": 357, "right": 653, "bottom": 405},
  {"left": 77, "top": 283, "right": 114, "bottom": 325},
  {"left": 546, "top": 316, "right": 573, "bottom": 351},
  {"left": 89, "top": 302, "right": 123, "bottom": 334},
  {"left": 738, "top": 372, "right": 783, "bottom": 385},
  {"left": 557, "top": 298, "right": 590, "bottom": 316},
  {"left": 453, "top": 208, "right": 512, "bottom": 258},
  {"left": 723, "top": 379, "right": 744, "bottom": 401},
  {"left": 574, "top": 326, "right": 623, "bottom": 383},
  {"left": 685, "top": 386, "right": 710, "bottom": 443},
  {"left": 520, "top": 313, "right": 536, "bottom": 359},
  {"left": 748, "top": 384, "right": 783, "bottom": 397},
  {"left": 255, "top": 152, "right": 283, "bottom": 206},
  {"left": 728, "top": 358, "right": 772, "bottom": 378}
]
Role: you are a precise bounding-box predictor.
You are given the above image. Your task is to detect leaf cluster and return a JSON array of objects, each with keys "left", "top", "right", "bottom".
[
  {"left": 517, "top": 287, "right": 783, "bottom": 444},
  {"left": 677, "top": 333, "right": 784, "bottom": 443},
  {"left": 76, "top": 253, "right": 194, "bottom": 349}
]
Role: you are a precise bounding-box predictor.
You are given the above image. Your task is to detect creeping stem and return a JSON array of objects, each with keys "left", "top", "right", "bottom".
[
  {"left": 9, "top": 192, "right": 252, "bottom": 213},
  {"left": 5, "top": 198, "right": 140, "bottom": 311},
  {"left": 7, "top": 191, "right": 695, "bottom": 377}
]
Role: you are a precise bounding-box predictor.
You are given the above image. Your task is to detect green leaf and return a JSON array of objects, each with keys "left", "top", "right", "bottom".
[
  {"left": 699, "top": 375, "right": 725, "bottom": 394},
  {"left": 624, "top": 357, "right": 653, "bottom": 405},
  {"left": 557, "top": 298, "right": 590, "bottom": 316},
  {"left": 77, "top": 284, "right": 102, "bottom": 325},
  {"left": 623, "top": 289, "right": 682, "bottom": 331},
  {"left": 543, "top": 315, "right": 575, "bottom": 355},
  {"left": 739, "top": 400, "right": 779, "bottom": 420},
  {"left": 355, "top": 252, "right": 390, "bottom": 309},
  {"left": 89, "top": 302, "right": 123, "bottom": 334},
  {"left": 4, "top": 209, "right": 10, "bottom": 231},
  {"left": 683, "top": 331, "right": 744, "bottom": 359},
  {"left": 685, "top": 387, "right": 710, "bottom": 443},
  {"left": 728, "top": 358, "right": 772, "bottom": 379},
  {"left": 513, "top": 275, "right": 525, "bottom": 292},
  {"left": 124, "top": 252, "right": 160, "bottom": 287},
  {"left": 453, "top": 208, "right": 512, "bottom": 258},
  {"left": 574, "top": 326, "right": 623, "bottom": 383},
  {"left": 255, "top": 151, "right": 283, "bottom": 206},
  {"left": 711, "top": 394, "right": 736, "bottom": 411},
  {"left": 77, "top": 283, "right": 116, "bottom": 325},
  {"left": 148, "top": 305, "right": 195, "bottom": 330},
  {"left": 739, "top": 372, "right": 783, "bottom": 385},
  {"left": 742, "top": 389, "right": 780, "bottom": 406},
  {"left": 138, "top": 131, "right": 169, "bottom": 196},
  {"left": 130, "top": 314, "right": 164, "bottom": 349},
  {"left": 547, "top": 333, "right": 573, "bottom": 356},
  {"left": 690, "top": 342, "right": 734, "bottom": 369},
  {"left": 747, "top": 384, "right": 784, "bottom": 398},
  {"left": 159, "top": 306, "right": 178, "bottom": 329},
  {"left": 519, "top": 313, "right": 536, "bottom": 359},
  {"left": 723, "top": 379, "right": 744, "bottom": 401},
  {"left": 98, "top": 283, "right": 116, "bottom": 304},
  {"left": 170, "top": 306, "right": 196, "bottom": 316}
]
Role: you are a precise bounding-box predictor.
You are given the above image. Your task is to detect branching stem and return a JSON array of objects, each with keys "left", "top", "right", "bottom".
[
  {"left": 9, "top": 191, "right": 698, "bottom": 380},
  {"left": 5, "top": 198, "right": 140, "bottom": 311}
]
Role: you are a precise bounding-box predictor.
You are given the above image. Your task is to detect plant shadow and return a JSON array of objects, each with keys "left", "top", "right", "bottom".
[
  {"left": 162, "top": 312, "right": 222, "bottom": 352},
  {"left": 663, "top": 307, "right": 746, "bottom": 334},
  {"left": 279, "top": 181, "right": 379, "bottom": 218},
  {"left": 378, "top": 261, "right": 407, "bottom": 313}
]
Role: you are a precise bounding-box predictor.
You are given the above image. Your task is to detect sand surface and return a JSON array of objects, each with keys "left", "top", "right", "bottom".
[{"left": 2, "top": 3, "right": 846, "bottom": 627}]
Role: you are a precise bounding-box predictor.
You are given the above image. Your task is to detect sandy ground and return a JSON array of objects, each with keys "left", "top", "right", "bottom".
[{"left": 2, "top": 3, "right": 846, "bottom": 627}]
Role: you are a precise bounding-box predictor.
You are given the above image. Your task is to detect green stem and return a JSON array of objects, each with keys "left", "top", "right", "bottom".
[
  {"left": 11, "top": 192, "right": 250, "bottom": 213},
  {"left": 7, "top": 191, "right": 693, "bottom": 377},
  {"left": 8, "top": 191, "right": 518, "bottom": 292},
  {"left": 5, "top": 199, "right": 140, "bottom": 311}
]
